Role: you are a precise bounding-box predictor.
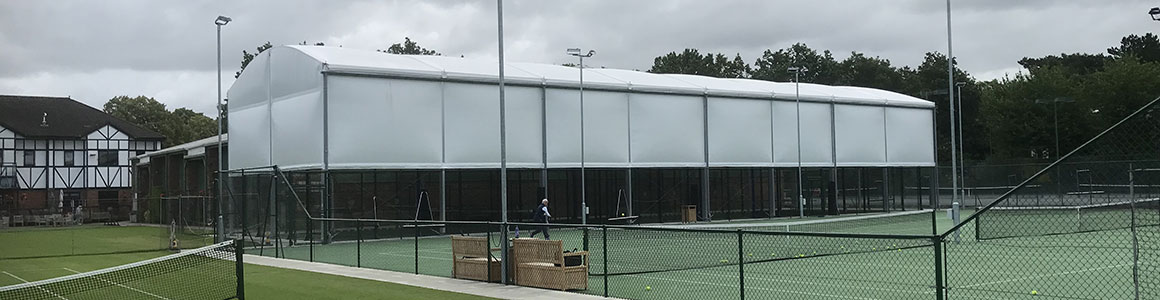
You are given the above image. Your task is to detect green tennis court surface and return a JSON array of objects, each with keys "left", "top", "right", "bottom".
[
  {"left": 0, "top": 226, "right": 495, "bottom": 300},
  {"left": 255, "top": 209, "right": 1135, "bottom": 299}
]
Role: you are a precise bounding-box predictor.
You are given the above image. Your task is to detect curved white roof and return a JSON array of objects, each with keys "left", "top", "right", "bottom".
[{"left": 282, "top": 45, "right": 933, "bottom": 108}]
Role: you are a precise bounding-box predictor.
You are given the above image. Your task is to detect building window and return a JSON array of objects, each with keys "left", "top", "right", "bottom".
[
  {"left": 23, "top": 151, "right": 36, "bottom": 167},
  {"left": 64, "top": 150, "right": 75, "bottom": 166},
  {"left": 98, "top": 150, "right": 118, "bottom": 166}
]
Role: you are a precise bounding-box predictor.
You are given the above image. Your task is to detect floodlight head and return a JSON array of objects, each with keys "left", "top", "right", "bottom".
[
  {"left": 787, "top": 66, "right": 808, "bottom": 73},
  {"left": 586, "top": 50, "right": 596, "bottom": 57},
  {"left": 215, "top": 16, "right": 232, "bottom": 26},
  {"left": 956, "top": 82, "right": 967, "bottom": 87},
  {"left": 1151, "top": 7, "right": 1160, "bottom": 21},
  {"left": 566, "top": 48, "right": 582, "bottom": 56}
]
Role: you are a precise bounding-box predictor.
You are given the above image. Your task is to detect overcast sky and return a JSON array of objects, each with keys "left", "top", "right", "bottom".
[{"left": 1, "top": 0, "right": 1155, "bottom": 115}]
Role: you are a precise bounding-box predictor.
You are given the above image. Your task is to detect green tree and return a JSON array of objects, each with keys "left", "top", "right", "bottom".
[
  {"left": 751, "top": 43, "right": 840, "bottom": 84},
  {"left": 236, "top": 42, "right": 273, "bottom": 78},
  {"left": 380, "top": 37, "right": 440, "bottom": 55},
  {"left": 648, "top": 49, "right": 749, "bottom": 78},
  {"left": 104, "top": 96, "right": 171, "bottom": 136},
  {"left": 103, "top": 96, "right": 219, "bottom": 146},
  {"left": 1107, "top": 33, "right": 1160, "bottom": 63},
  {"left": 835, "top": 52, "right": 904, "bottom": 91},
  {"left": 1017, "top": 53, "right": 1109, "bottom": 76}
]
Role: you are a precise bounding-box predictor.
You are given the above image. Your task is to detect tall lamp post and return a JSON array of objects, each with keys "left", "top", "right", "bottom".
[
  {"left": 214, "top": 15, "right": 231, "bottom": 243},
  {"left": 567, "top": 48, "right": 595, "bottom": 225},
  {"left": 955, "top": 82, "right": 966, "bottom": 202},
  {"left": 788, "top": 67, "right": 808, "bottom": 218}
]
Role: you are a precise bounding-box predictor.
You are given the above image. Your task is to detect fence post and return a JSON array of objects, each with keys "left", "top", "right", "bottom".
[
  {"left": 738, "top": 229, "right": 745, "bottom": 300},
  {"left": 933, "top": 237, "right": 945, "bottom": 300},
  {"left": 308, "top": 219, "right": 314, "bottom": 262},
  {"left": 501, "top": 222, "right": 509, "bottom": 285},
  {"left": 414, "top": 220, "right": 420, "bottom": 274},
  {"left": 602, "top": 224, "right": 608, "bottom": 298},
  {"left": 487, "top": 227, "right": 493, "bottom": 283},
  {"left": 356, "top": 221, "right": 361, "bottom": 268}
]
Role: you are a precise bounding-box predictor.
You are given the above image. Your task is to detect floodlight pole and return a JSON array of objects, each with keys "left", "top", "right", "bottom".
[
  {"left": 946, "top": 0, "right": 958, "bottom": 211},
  {"left": 956, "top": 82, "right": 966, "bottom": 201},
  {"left": 497, "top": 0, "right": 509, "bottom": 285},
  {"left": 569, "top": 48, "right": 594, "bottom": 225},
  {"left": 790, "top": 67, "right": 805, "bottom": 218},
  {"left": 215, "top": 15, "right": 230, "bottom": 243}
]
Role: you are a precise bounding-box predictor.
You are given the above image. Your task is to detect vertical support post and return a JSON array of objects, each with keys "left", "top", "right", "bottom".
[
  {"left": 737, "top": 229, "right": 745, "bottom": 300},
  {"left": 356, "top": 221, "right": 362, "bottom": 268},
  {"left": 501, "top": 222, "right": 509, "bottom": 285},
  {"left": 1130, "top": 167, "right": 1140, "bottom": 300},
  {"left": 414, "top": 220, "right": 420, "bottom": 274},
  {"left": 486, "top": 229, "right": 493, "bottom": 283},
  {"left": 602, "top": 224, "right": 608, "bottom": 298},
  {"left": 235, "top": 239, "right": 245, "bottom": 300},
  {"left": 702, "top": 94, "right": 711, "bottom": 221},
  {"left": 308, "top": 219, "right": 313, "bottom": 262},
  {"left": 934, "top": 238, "right": 945, "bottom": 300}
]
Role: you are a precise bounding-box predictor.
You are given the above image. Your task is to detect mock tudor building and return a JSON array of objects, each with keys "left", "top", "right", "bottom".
[{"left": 0, "top": 95, "right": 163, "bottom": 224}]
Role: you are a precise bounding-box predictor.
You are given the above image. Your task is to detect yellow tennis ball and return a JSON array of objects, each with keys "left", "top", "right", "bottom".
[
  {"left": 770, "top": 253, "right": 776, "bottom": 257},
  {"left": 621, "top": 213, "right": 625, "bottom": 216},
  {"left": 1031, "top": 290, "right": 1038, "bottom": 295},
  {"left": 720, "top": 259, "right": 728, "bottom": 263},
  {"left": 747, "top": 253, "right": 753, "bottom": 257},
  {"left": 646, "top": 286, "right": 651, "bottom": 290}
]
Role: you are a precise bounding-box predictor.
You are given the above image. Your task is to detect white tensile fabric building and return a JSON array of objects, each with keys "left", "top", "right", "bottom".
[{"left": 227, "top": 45, "right": 937, "bottom": 224}]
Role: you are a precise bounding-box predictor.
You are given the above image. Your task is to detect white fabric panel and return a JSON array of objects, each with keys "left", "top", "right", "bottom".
[
  {"left": 629, "top": 94, "right": 704, "bottom": 166},
  {"left": 269, "top": 47, "right": 323, "bottom": 100},
  {"left": 708, "top": 97, "right": 773, "bottom": 166},
  {"left": 887, "top": 107, "right": 936, "bottom": 166},
  {"left": 270, "top": 90, "right": 324, "bottom": 168},
  {"left": 502, "top": 86, "right": 544, "bottom": 167},
  {"left": 444, "top": 83, "right": 500, "bottom": 166},
  {"left": 545, "top": 89, "right": 580, "bottom": 167},
  {"left": 228, "top": 51, "right": 270, "bottom": 109},
  {"left": 773, "top": 101, "right": 833, "bottom": 166},
  {"left": 328, "top": 77, "right": 443, "bottom": 168},
  {"left": 834, "top": 105, "right": 887, "bottom": 166},
  {"left": 581, "top": 91, "right": 629, "bottom": 166},
  {"left": 228, "top": 106, "right": 271, "bottom": 169}
]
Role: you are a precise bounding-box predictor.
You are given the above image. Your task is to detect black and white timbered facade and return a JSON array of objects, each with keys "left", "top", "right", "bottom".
[{"left": 0, "top": 95, "right": 163, "bottom": 218}]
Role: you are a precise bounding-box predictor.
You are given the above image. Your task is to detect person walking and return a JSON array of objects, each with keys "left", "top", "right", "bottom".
[{"left": 529, "top": 198, "right": 551, "bottom": 239}]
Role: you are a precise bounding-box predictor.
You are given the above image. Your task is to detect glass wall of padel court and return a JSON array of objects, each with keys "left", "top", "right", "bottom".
[{"left": 222, "top": 166, "right": 938, "bottom": 226}]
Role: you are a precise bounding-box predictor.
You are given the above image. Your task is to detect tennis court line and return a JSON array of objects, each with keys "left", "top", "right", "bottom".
[
  {"left": 956, "top": 263, "right": 1130, "bottom": 290},
  {"left": 693, "top": 266, "right": 931, "bottom": 296},
  {"left": 2, "top": 271, "right": 67, "bottom": 300},
  {"left": 624, "top": 271, "right": 881, "bottom": 300},
  {"left": 62, "top": 268, "right": 170, "bottom": 300}
]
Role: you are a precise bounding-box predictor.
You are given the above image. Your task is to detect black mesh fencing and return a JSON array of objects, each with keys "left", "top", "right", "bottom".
[
  {"left": 0, "top": 240, "right": 243, "bottom": 300},
  {"left": 940, "top": 97, "right": 1160, "bottom": 299},
  {"left": 219, "top": 97, "right": 1160, "bottom": 299}
]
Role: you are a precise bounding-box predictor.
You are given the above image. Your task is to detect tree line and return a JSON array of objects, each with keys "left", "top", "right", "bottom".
[
  {"left": 109, "top": 34, "right": 1160, "bottom": 163},
  {"left": 650, "top": 34, "right": 1160, "bottom": 163}
]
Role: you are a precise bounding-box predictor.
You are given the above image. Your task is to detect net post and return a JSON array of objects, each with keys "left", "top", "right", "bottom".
[
  {"left": 933, "top": 237, "right": 945, "bottom": 300},
  {"left": 602, "top": 224, "right": 608, "bottom": 298},
  {"left": 583, "top": 226, "right": 589, "bottom": 252},
  {"left": 235, "top": 239, "right": 245, "bottom": 300},
  {"left": 357, "top": 221, "right": 362, "bottom": 268},
  {"left": 737, "top": 229, "right": 745, "bottom": 300}
]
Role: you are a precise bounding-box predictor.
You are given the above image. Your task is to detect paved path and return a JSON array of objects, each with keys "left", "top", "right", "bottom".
[{"left": 244, "top": 255, "right": 617, "bottom": 300}]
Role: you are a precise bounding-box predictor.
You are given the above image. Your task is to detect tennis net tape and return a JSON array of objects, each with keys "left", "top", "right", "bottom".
[{"left": 0, "top": 240, "right": 241, "bottom": 300}]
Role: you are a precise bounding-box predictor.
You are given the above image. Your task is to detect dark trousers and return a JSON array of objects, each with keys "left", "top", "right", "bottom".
[{"left": 529, "top": 220, "right": 550, "bottom": 239}]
